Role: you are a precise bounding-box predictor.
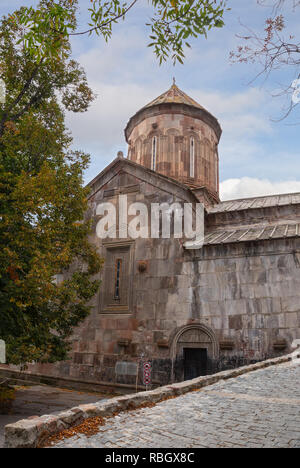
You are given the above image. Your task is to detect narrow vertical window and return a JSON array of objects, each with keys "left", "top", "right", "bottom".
[
  {"left": 114, "top": 259, "right": 122, "bottom": 301},
  {"left": 190, "top": 137, "right": 195, "bottom": 178},
  {"left": 152, "top": 136, "right": 157, "bottom": 170}
]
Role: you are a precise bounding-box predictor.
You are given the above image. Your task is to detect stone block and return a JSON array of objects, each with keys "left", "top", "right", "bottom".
[
  {"left": 229, "top": 315, "right": 243, "bottom": 331},
  {"left": 285, "top": 312, "right": 298, "bottom": 328},
  {"left": 5, "top": 419, "right": 39, "bottom": 448},
  {"left": 115, "top": 361, "right": 138, "bottom": 376},
  {"left": 281, "top": 297, "right": 300, "bottom": 313}
]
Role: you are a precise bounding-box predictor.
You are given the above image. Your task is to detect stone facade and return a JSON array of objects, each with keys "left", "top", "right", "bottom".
[{"left": 23, "top": 84, "right": 300, "bottom": 388}]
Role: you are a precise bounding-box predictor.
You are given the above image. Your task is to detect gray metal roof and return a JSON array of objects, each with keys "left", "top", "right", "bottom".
[
  {"left": 208, "top": 192, "right": 300, "bottom": 214},
  {"left": 204, "top": 223, "right": 300, "bottom": 246}
]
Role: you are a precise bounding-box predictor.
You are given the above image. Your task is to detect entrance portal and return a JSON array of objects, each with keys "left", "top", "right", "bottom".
[
  {"left": 170, "top": 324, "right": 219, "bottom": 383},
  {"left": 184, "top": 348, "right": 208, "bottom": 380}
]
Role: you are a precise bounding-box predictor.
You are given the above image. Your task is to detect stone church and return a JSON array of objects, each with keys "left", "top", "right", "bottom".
[{"left": 27, "top": 83, "right": 300, "bottom": 389}]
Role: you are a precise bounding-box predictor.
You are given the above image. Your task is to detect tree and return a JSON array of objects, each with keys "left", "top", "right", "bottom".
[
  {"left": 13, "top": 0, "right": 228, "bottom": 65},
  {"left": 230, "top": 0, "right": 300, "bottom": 120},
  {"left": 0, "top": 4, "right": 103, "bottom": 366}
]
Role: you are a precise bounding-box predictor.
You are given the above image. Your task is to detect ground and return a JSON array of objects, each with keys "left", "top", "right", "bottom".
[
  {"left": 53, "top": 361, "right": 300, "bottom": 448},
  {"left": 0, "top": 385, "right": 112, "bottom": 448}
]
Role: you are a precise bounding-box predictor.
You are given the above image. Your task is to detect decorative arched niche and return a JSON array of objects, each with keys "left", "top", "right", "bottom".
[
  {"left": 170, "top": 323, "right": 219, "bottom": 382},
  {"left": 184, "top": 131, "right": 200, "bottom": 179},
  {"left": 134, "top": 135, "right": 146, "bottom": 164},
  {"left": 144, "top": 130, "right": 163, "bottom": 170}
]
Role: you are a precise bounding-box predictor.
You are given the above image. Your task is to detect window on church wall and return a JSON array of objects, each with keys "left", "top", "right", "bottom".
[
  {"left": 190, "top": 137, "right": 195, "bottom": 178},
  {"left": 151, "top": 136, "right": 157, "bottom": 170},
  {"left": 114, "top": 258, "right": 122, "bottom": 301},
  {"left": 102, "top": 245, "right": 132, "bottom": 311}
]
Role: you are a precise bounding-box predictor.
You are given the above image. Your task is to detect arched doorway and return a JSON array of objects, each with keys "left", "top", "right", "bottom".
[{"left": 170, "top": 324, "right": 218, "bottom": 382}]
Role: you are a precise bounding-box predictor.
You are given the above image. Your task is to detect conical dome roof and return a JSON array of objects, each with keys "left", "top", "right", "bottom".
[
  {"left": 125, "top": 81, "right": 221, "bottom": 143},
  {"left": 143, "top": 81, "right": 206, "bottom": 111}
]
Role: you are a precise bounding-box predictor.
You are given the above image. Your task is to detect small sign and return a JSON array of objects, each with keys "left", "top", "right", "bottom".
[
  {"left": 143, "top": 361, "right": 152, "bottom": 386},
  {"left": 0, "top": 340, "right": 6, "bottom": 364}
]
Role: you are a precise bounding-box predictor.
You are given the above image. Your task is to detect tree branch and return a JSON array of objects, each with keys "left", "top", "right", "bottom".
[
  {"left": 0, "top": 62, "right": 42, "bottom": 137},
  {"left": 69, "top": 0, "right": 139, "bottom": 37},
  {"left": 10, "top": 88, "right": 46, "bottom": 122}
]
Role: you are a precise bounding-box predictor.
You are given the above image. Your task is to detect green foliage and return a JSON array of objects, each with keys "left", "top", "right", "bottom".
[
  {"left": 10, "top": 0, "right": 228, "bottom": 65},
  {"left": 17, "top": 1, "right": 76, "bottom": 63},
  {"left": 149, "top": 0, "right": 227, "bottom": 64},
  {"left": 0, "top": 3, "right": 103, "bottom": 366}
]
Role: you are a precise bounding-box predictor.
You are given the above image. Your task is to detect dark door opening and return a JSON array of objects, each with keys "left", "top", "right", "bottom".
[{"left": 183, "top": 348, "right": 208, "bottom": 380}]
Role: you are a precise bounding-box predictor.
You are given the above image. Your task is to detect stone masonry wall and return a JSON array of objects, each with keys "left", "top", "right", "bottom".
[
  {"left": 127, "top": 111, "right": 219, "bottom": 195},
  {"left": 23, "top": 165, "right": 300, "bottom": 388},
  {"left": 190, "top": 239, "right": 300, "bottom": 369}
]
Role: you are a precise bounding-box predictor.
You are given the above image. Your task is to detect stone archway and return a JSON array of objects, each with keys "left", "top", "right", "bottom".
[{"left": 170, "top": 324, "right": 219, "bottom": 382}]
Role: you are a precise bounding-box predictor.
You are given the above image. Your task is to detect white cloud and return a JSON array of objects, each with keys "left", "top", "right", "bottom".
[
  {"left": 220, "top": 177, "right": 300, "bottom": 201},
  {"left": 65, "top": 81, "right": 157, "bottom": 155},
  {"left": 192, "top": 87, "right": 267, "bottom": 116},
  {"left": 191, "top": 87, "right": 272, "bottom": 138}
]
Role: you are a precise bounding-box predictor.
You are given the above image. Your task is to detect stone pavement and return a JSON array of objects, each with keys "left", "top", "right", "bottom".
[
  {"left": 0, "top": 385, "right": 112, "bottom": 448},
  {"left": 54, "top": 361, "right": 300, "bottom": 448}
]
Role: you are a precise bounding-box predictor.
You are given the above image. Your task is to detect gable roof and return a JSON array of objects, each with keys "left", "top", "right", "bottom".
[{"left": 87, "top": 155, "right": 199, "bottom": 204}]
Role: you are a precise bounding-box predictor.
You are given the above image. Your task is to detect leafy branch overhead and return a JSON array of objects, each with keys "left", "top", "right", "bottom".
[{"left": 12, "top": 0, "right": 228, "bottom": 65}]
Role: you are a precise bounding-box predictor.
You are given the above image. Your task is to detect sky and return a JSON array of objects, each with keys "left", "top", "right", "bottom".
[{"left": 2, "top": 0, "right": 300, "bottom": 201}]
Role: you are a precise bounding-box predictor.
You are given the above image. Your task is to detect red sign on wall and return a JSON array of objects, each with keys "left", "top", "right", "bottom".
[{"left": 143, "top": 361, "right": 152, "bottom": 386}]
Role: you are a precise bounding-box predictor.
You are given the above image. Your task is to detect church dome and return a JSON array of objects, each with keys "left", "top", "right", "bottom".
[
  {"left": 124, "top": 82, "right": 222, "bottom": 200},
  {"left": 142, "top": 81, "right": 206, "bottom": 110}
]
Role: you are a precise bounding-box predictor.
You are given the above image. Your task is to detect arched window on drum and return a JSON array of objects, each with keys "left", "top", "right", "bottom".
[
  {"left": 190, "top": 137, "right": 195, "bottom": 178},
  {"left": 151, "top": 136, "right": 157, "bottom": 171}
]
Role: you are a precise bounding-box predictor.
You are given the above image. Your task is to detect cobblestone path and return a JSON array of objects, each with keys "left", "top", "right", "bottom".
[{"left": 55, "top": 361, "right": 300, "bottom": 448}]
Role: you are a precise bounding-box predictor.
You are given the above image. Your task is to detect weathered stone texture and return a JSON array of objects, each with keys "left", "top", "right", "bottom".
[
  {"left": 21, "top": 164, "right": 300, "bottom": 387},
  {"left": 15, "top": 85, "right": 300, "bottom": 388}
]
